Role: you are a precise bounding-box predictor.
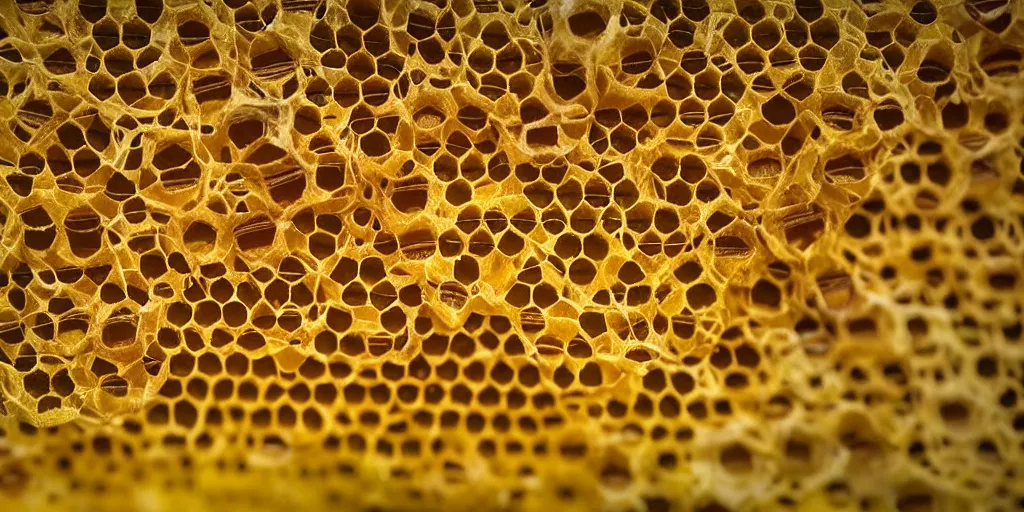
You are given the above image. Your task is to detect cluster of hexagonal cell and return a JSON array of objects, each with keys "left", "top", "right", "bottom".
[{"left": 1, "top": 0, "right": 1024, "bottom": 511}]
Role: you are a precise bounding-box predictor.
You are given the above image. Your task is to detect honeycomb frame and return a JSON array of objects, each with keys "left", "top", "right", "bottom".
[{"left": 1, "top": 0, "right": 1023, "bottom": 511}]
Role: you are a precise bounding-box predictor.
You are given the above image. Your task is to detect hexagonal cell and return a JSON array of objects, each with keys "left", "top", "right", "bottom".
[
  {"left": 346, "top": 0, "right": 379, "bottom": 29},
  {"left": 249, "top": 39, "right": 295, "bottom": 81},
  {"left": 569, "top": 11, "right": 607, "bottom": 38},
  {"left": 762, "top": 94, "right": 796, "bottom": 125},
  {"left": 723, "top": 18, "right": 750, "bottom": 48},
  {"left": 621, "top": 50, "right": 654, "bottom": 74}
]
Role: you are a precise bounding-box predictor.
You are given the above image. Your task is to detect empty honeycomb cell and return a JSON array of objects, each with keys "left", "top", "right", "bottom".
[
  {"left": 762, "top": 94, "right": 796, "bottom": 125},
  {"left": 874, "top": 100, "right": 906, "bottom": 130}
]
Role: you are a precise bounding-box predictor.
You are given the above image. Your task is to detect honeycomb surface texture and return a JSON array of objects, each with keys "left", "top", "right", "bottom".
[{"left": 0, "top": 0, "right": 1023, "bottom": 510}]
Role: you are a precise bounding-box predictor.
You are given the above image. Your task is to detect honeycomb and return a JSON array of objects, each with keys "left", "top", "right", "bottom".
[{"left": 1, "top": 0, "right": 1023, "bottom": 510}]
